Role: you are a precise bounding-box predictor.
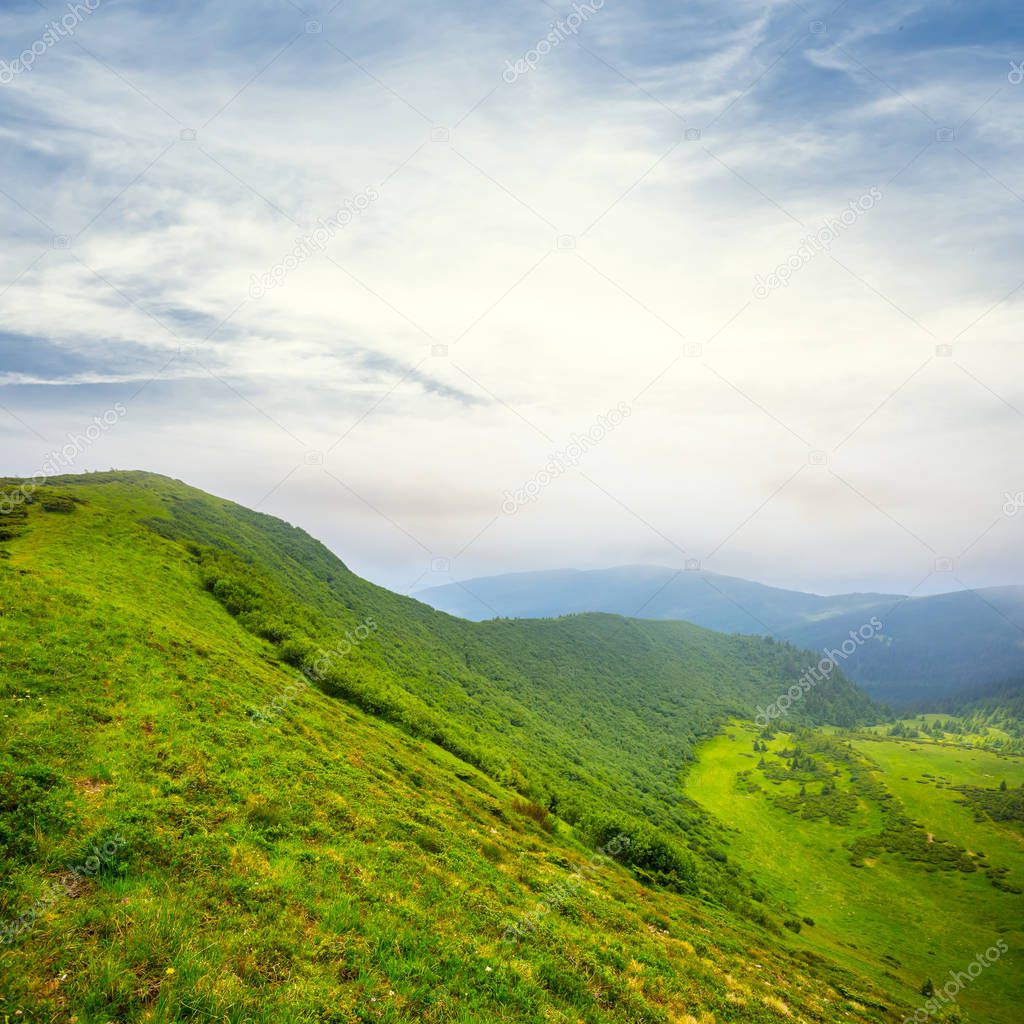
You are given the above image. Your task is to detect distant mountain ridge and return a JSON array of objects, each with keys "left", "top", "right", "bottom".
[
  {"left": 415, "top": 566, "right": 1024, "bottom": 706},
  {"left": 414, "top": 565, "right": 899, "bottom": 630}
]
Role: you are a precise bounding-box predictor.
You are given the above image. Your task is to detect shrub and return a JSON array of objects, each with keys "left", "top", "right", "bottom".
[
  {"left": 511, "top": 798, "right": 554, "bottom": 833},
  {"left": 39, "top": 492, "right": 77, "bottom": 513},
  {"left": 580, "top": 813, "right": 698, "bottom": 893},
  {"left": 480, "top": 841, "right": 505, "bottom": 864},
  {"left": 246, "top": 802, "right": 288, "bottom": 837},
  {"left": 414, "top": 830, "right": 444, "bottom": 854},
  {"left": 278, "top": 637, "right": 317, "bottom": 669}
]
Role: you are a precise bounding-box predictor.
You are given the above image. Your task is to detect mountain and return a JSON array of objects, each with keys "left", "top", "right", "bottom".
[
  {"left": 416, "top": 566, "right": 1024, "bottom": 706},
  {"left": 413, "top": 565, "right": 896, "bottom": 630},
  {"left": 0, "top": 472, "right": 897, "bottom": 1022},
  {"left": 786, "top": 587, "right": 1024, "bottom": 705}
]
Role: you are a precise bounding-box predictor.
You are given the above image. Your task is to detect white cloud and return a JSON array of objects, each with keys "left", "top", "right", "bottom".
[{"left": 0, "top": 0, "right": 1022, "bottom": 595}]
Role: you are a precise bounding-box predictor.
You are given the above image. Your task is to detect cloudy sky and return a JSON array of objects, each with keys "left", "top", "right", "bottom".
[{"left": 1, "top": 0, "right": 1022, "bottom": 597}]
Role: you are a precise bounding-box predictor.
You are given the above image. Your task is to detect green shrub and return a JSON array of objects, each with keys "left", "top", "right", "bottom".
[
  {"left": 511, "top": 798, "right": 554, "bottom": 832},
  {"left": 480, "top": 841, "right": 505, "bottom": 863},
  {"left": 414, "top": 830, "right": 444, "bottom": 854}
]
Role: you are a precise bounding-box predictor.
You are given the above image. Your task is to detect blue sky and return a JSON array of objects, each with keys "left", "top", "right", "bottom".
[{"left": 0, "top": 0, "right": 1022, "bottom": 596}]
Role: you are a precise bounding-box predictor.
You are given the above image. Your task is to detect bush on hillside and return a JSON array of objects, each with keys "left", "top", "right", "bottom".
[
  {"left": 579, "top": 812, "right": 698, "bottom": 893},
  {"left": 511, "top": 798, "right": 554, "bottom": 832}
]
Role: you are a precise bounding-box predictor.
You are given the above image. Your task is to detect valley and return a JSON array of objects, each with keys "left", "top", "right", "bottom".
[{"left": 686, "top": 723, "right": 1024, "bottom": 1023}]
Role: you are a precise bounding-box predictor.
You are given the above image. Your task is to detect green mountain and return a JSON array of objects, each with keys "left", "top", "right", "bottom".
[
  {"left": 416, "top": 567, "right": 1024, "bottom": 706},
  {"left": 0, "top": 472, "right": 905, "bottom": 1022}
]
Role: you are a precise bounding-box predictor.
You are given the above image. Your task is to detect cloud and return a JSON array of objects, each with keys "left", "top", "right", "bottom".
[{"left": 0, "top": 0, "right": 1021, "bottom": 594}]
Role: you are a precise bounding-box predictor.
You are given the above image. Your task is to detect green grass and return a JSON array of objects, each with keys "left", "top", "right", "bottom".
[
  {"left": 686, "top": 722, "right": 1024, "bottom": 1023},
  {"left": 0, "top": 473, "right": 903, "bottom": 1022},
  {"left": 859, "top": 714, "right": 1021, "bottom": 752},
  {"left": 850, "top": 735, "right": 1024, "bottom": 891}
]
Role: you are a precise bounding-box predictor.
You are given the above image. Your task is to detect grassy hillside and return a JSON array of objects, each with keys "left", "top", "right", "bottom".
[
  {"left": 90, "top": 472, "right": 878, "bottom": 859},
  {"left": 686, "top": 722, "right": 1024, "bottom": 1024},
  {"left": 0, "top": 472, "right": 901, "bottom": 1022}
]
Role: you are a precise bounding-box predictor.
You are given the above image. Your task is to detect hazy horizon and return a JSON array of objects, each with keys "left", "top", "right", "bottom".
[{"left": 407, "top": 561, "right": 1000, "bottom": 601}]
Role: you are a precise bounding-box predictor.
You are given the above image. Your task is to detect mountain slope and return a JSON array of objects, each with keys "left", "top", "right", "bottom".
[
  {"left": 416, "top": 566, "right": 1024, "bottom": 705},
  {"left": 130, "top": 476, "right": 879, "bottom": 839},
  {"left": 0, "top": 472, "right": 900, "bottom": 1022},
  {"left": 787, "top": 588, "right": 1024, "bottom": 705}
]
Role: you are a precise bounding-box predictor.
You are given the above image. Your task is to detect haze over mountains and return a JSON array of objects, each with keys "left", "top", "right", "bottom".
[{"left": 416, "top": 567, "right": 1024, "bottom": 706}]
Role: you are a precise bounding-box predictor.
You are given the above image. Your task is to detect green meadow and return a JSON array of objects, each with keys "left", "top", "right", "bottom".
[
  {"left": 859, "top": 716, "right": 1021, "bottom": 753},
  {"left": 850, "top": 735, "right": 1024, "bottom": 892},
  {"left": 685, "top": 722, "right": 1023, "bottom": 1023}
]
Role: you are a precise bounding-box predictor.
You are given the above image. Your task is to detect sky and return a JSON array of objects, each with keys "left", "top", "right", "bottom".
[{"left": 0, "top": 0, "right": 1022, "bottom": 598}]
